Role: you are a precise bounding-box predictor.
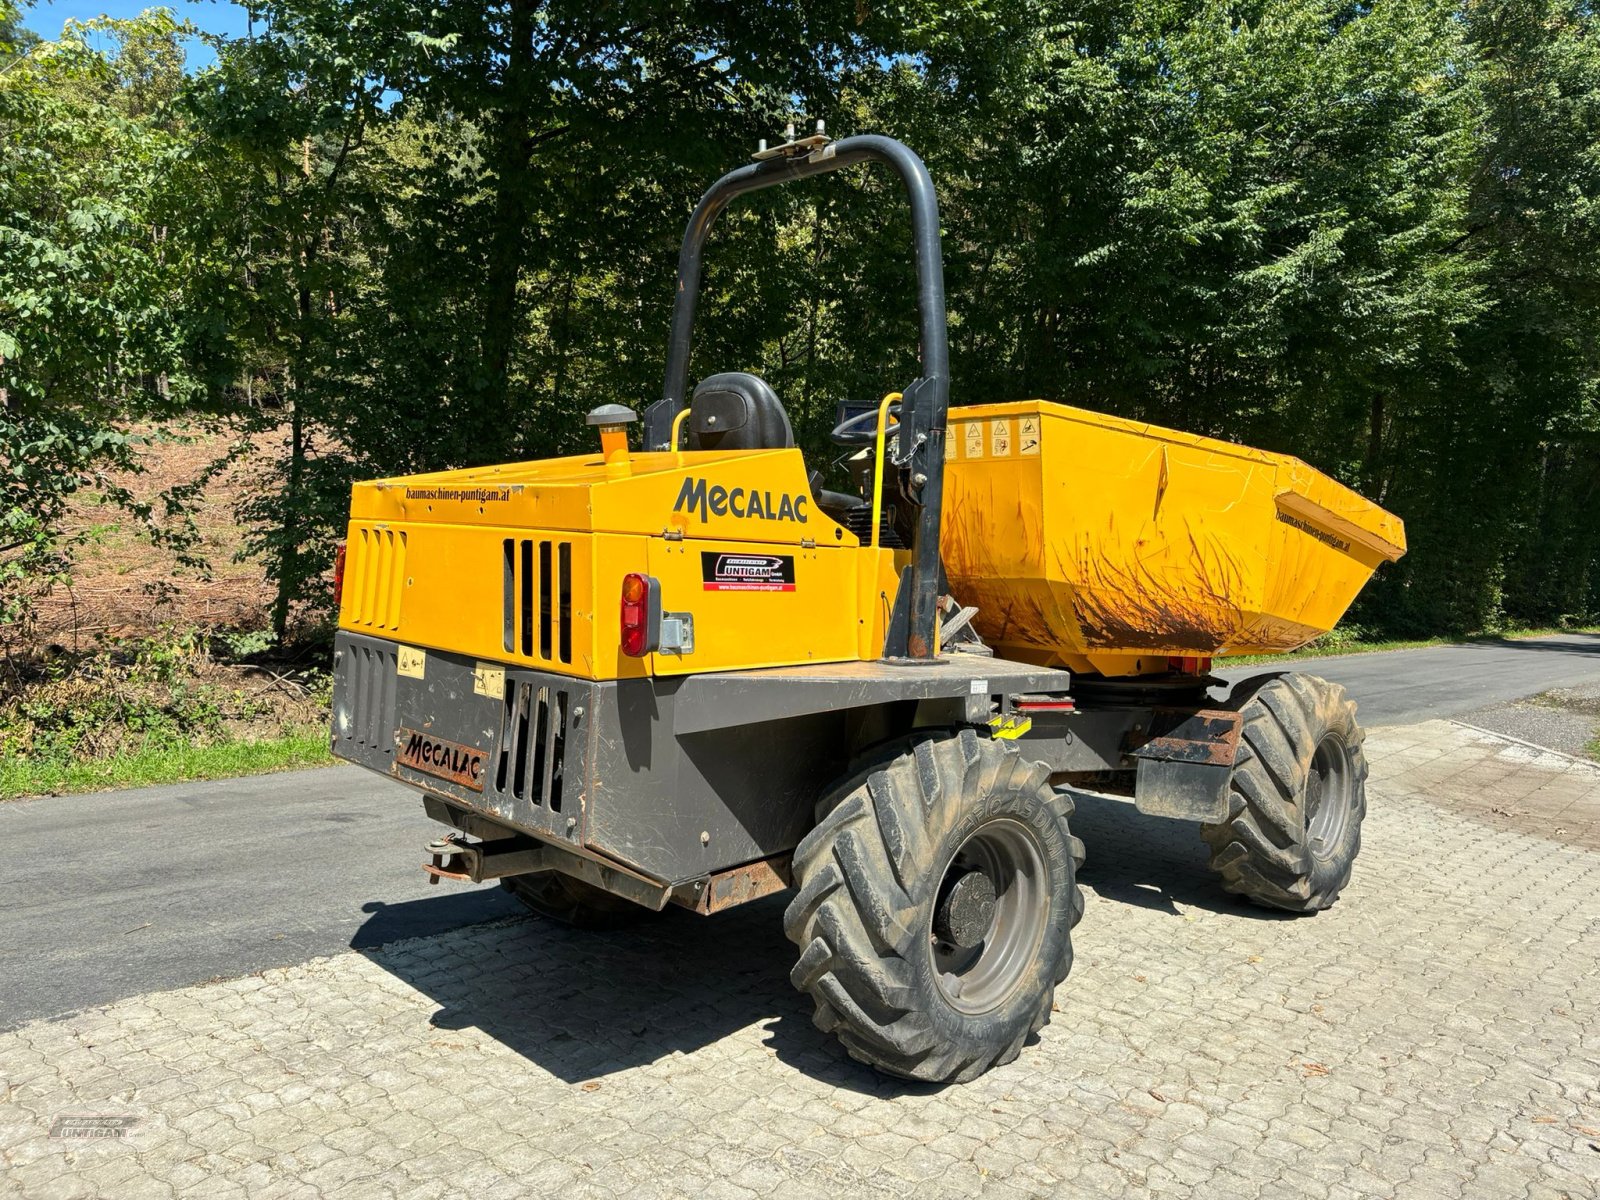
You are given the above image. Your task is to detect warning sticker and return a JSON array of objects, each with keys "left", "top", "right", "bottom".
[
  {"left": 1019, "top": 415, "right": 1041, "bottom": 456},
  {"left": 990, "top": 418, "right": 1012, "bottom": 457},
  {"left": 701, "top": 551, "right": 796, "bottom": 592},
  {"left": 964, "top": 422, "right": 983, "bottom": 459},
  {"left": 472, "top": 663, "right": 505, "bottom": 699}
]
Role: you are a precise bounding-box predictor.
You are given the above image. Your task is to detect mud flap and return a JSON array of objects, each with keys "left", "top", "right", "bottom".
[{"left": 1131, "top": 708, "right": 1243, "bottom": 823}]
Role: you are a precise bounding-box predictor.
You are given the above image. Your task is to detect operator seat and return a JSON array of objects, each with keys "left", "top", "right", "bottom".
[
  {"left": 687, "top": 372, "right": 795, "bottom": 451},
  {"left": 687, "top": 371, "right": 878, "bottom": 535}
]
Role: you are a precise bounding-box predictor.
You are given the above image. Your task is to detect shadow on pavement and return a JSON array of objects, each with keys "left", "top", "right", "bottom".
[
  {"left": 1429, "top": 634, "right": 1600, "bottom": 657},
  {"left": 354, "top": 891, "right": 879, "bottom": 1087},
  {"left": 1070, "top": 792, "right": 1294, "bottom": 922},
  {"left": 352, "top": 795, "right": 1279, "bottom": 1089},
  {"left": 351, "top": 888, "right": 525, "bottom": 949}
]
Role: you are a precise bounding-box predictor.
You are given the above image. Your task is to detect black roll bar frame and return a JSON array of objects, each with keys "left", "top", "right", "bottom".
[{"left": 641, "top": 135, "right": 950, "bottom": 660}]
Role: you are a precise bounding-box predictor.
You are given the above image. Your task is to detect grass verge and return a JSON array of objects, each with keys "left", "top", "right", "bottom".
[
  {"left": 1225, "top": 626, "right": 1600, "bottom": 669},
  {"left": 1, "top": 729, "right": 334, "bottom": 800}
]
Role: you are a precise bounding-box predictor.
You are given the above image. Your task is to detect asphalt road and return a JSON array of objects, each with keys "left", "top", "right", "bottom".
[
  {"left": 0, "top": 771, "right": 522, "bottom": 1030},
  {"left": 4, "top": 632, "right": 1598, "bottom": 1030},
  {"left": 1215, "top": 631, "right": 1600, "bottom": 726}
]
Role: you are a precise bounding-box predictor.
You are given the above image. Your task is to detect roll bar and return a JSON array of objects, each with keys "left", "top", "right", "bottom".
[{"left": 642, "top": 134, "right": 950, "bottom": 660}]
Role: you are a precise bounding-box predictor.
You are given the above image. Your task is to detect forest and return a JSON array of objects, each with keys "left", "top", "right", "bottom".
[{"left": 2, "top": 0, "right": 1598, "bottom": 679}]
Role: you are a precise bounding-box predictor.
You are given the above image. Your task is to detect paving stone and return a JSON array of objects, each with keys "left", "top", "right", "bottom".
[{"left": 1, "top": 720, "right": 1599, "bottom": 1198}]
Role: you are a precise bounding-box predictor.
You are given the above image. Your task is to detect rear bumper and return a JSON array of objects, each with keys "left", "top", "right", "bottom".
[
  {"left": 332, "top": 630, "right": 586, "bottom": 848},
  {"left": 330, "top": 631, "right": 842, "bottom": 886}
]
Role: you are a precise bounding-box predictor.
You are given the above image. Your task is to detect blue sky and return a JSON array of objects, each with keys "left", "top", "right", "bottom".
[{"left": 19, "top": 0, "right": 249, "bottom": 69}]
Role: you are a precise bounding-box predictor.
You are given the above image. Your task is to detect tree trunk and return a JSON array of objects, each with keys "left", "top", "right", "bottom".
[
  {"left": 1364, "top": 394, "right": 1386, "bottom": 498},
  {"left": 271, "top": 388, "right": 305, "bottom": 640},
  {"left": 272, "top": 247, "right": 313, "bottom": 642},
  {"left": 273, "top": 145, "right": 317, "bottom": 642},
  {"left": 479, "top": 0, "right": 540, "bottom": 427}
]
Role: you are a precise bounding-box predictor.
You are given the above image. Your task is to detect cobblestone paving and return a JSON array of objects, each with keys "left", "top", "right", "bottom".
[
  {"left": 1450, "top": 700, "right": 1600, "bottom": 851},
  {"left": 3, "top": 720, "right": 1599, "bottom": 1199}
]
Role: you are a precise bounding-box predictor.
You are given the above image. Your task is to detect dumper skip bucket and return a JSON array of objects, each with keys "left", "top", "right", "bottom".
[{"left": 941, "top": 401, "right": 1406, "bottom": 677}]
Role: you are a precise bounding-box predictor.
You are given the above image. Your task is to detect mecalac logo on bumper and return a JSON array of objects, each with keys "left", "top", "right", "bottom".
[
  {"left": 673, "top": 477, "right": 809, "bottom": 523},
  {"left": 396, "top": 728, "right": 485, "bottom": 792}
]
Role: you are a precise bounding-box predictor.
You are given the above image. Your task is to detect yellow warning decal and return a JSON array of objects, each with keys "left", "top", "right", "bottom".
[
  {"left": 472, "top": 663, "right": 505, "bottom": 699},
  {"left": 990, "top": 418, "right": 1012, "bottom": 457},
  {"left": 1019, "top": 415, "right": 1041, "bottom": 455},
  {"left": 988, "top": 713, "right": 1033, "bottom": 740},
  {"left": 964, "top": 422, "right": 984, "bottom": 459}
]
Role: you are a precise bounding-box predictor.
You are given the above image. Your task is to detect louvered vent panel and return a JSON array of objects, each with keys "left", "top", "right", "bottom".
[
  {"left": 502, "top": 538, "right": 574, "bottom": 666},
  {"left": 493, "top": 680, "right": 569, "bottom": 813},
  {"left": 347, "top": 641, "right": 397, "bottom": 759},
  {"left": 346, "top": 527, "right": 407, "bottom": 631}
]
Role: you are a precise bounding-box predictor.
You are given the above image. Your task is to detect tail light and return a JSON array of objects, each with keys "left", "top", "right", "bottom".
[
  {"left": 1167, "top": 655, "right": 1212, "bottom": 675},
  {"left": 621, "top": 573, "right": 662, "bottom": 657},
  {"left": 332, "top": 540, "right": 348, "bottom": 608}
]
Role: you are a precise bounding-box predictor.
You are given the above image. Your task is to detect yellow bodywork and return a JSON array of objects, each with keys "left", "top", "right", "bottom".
[
  {"left": 943, "top": 400, "right": 1406, "bottom": 676},
  {"left": 339, "top": 446, "right": 906, "bottom": 681},
  {"left": 338, "top": 398, "right": 1403, "bottom": 682}
]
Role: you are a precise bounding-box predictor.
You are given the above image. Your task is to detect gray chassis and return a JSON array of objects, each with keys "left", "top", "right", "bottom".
[{"left": 331, "top": 630, "right": 1242, "bottom": 913}]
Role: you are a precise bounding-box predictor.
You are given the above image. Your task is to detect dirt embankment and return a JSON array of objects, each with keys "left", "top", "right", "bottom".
[
  {"left": 4, "top": 421, "right": 332, "bottom": 786},
  {"left": 27, "top": 421, "right": 284, "bottom": 649}
]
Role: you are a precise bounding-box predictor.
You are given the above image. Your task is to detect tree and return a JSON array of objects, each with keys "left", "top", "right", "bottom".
[
  {"left": 184, "top": 0, "right": 930, "bottom": 635},
  {"left": 1364, "top": 0, "right": 1600, "bottom": 632},
  {"left": 0, "top": 6, "right": 203, "bottom": 649},
  {"left": 153, "top": 0, "right": 1600, "bottom": 637},
  {"left": 177, "top": 0, "right": 448, "bottom": 637}
]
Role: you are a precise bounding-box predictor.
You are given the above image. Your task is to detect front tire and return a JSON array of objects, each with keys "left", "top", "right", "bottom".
[
  {"left": 1201, "top": 672, "right": 1368, "bottom": 912},
  {"left": 783, "top": 730, "right": 1085, "bottom": 1083}
]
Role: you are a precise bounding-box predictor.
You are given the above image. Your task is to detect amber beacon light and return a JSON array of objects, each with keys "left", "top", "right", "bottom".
[{"left": 587, "top": 403, "right": 638, "bottom": 477}]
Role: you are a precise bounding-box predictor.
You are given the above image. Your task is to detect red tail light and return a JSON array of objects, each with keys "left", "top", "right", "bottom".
[
  {"left": 1167, "top": 655, "right": 1212, "bottom": 675},
  {"left": 621, "top": 573, "right": 662, "bottom": 657},
  {"left": 332, "top": 540, "right": 348, "bottom": 607}
]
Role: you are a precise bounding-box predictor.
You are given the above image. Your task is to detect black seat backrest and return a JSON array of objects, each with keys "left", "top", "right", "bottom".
[{"left": 687, "top": 372, "right": 795, "bottom": 451}]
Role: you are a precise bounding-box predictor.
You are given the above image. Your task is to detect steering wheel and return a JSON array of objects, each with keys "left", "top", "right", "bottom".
[{"left": 831, "top": 404, "right": 901, "bottom": 447}]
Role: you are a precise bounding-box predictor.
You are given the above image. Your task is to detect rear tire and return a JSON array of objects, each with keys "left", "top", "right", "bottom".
[
  {"left": 500, "top": 871, "right": 653, "bottom": 930},
  {"left": 784, "top": 730, "right": 1085, "bottom": 1083},
  {"left": 1201, "top": 672, "right": 1368, "bottom": 912}
]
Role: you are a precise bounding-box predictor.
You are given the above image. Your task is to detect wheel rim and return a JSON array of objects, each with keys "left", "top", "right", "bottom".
[
  {"left": 1305, "top": 733, "right": 1353, "bottom": 862},
  {"left": 928, "top": 818, "right": 1051, "bottom": 1015}
]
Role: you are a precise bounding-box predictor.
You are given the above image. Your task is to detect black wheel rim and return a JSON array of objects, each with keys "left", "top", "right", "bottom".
[
  {"left": 1305, "top": 733, "right": 1353, "bottom": 862},
  {"left": 929, "top": 818, "right": 1050, "bottom": 1015}
]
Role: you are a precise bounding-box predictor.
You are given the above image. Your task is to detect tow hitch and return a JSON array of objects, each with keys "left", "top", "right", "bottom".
[{"left": 423, "top": 833, "right": 546, "bottom": 884}]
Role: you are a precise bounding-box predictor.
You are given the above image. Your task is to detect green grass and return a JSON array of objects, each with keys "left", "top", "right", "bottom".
[
  {"left": 7, "top": 625, "right": 1597, "bottom": 798},
  {"left": 1, "top": 730, "right": 335, "bottom": 800},
  {"left": 1225, "top": 625, "right": 1600, "bottom": 668}
]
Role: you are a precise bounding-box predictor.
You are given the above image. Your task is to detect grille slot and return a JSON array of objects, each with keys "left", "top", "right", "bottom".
[
  {"left": 347, "top": 527, "right": 407, "bottom": 630},
  {"left": 345, "top": 641, "right": 396, "bottom": 758},
  {"left": 519, "top": 540, "right": 534, "bottom": 656},
  {"left": 494, "top": 680, "right": 568, "bottom": 811},
  {"left": 539, "top": 541, "right": 553, "bottom": 658},
  {"left": 502, "top": 537, "right": 574, "bottom": 666},
  {"left": 839, "top": 505, "right": 905, "bottom": 548}
]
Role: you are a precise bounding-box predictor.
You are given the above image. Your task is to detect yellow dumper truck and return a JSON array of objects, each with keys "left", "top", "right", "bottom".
[{"left": 329, "top": 133, "right": 1405, "bottom": 1083}]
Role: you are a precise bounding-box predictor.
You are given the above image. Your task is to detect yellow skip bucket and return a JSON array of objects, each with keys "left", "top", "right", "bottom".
[{"left": 941, "top": 401, "right": 1406, "bottom": 677}]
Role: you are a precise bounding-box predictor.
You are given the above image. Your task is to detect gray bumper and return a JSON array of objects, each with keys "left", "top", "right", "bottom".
[{"left": 330, "top": 631, "right": 844, "bottom": 885}]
